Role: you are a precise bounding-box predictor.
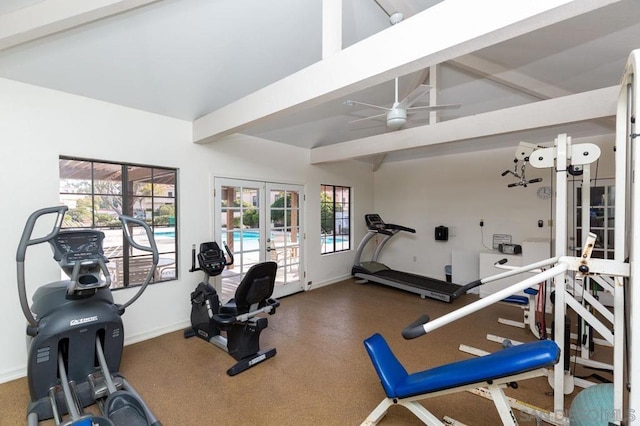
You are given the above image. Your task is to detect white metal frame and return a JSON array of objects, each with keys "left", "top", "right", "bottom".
[
  {"left": 412, "top": 128, "right": 631, "bottom": 423},
  {"left": 361, "top": 369, "right": 549, "bottom": 426}
]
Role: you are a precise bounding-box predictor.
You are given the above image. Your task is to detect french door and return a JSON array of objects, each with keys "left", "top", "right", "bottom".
[
  {"left": 213, "top": 178, "right": 304, "bottom": 302},
  {"left": 570, "top": 178, "right": 615, "bottom": 259}
]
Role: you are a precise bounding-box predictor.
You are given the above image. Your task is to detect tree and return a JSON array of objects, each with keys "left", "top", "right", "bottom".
[
  {"left": 270, "top": 193, "right": 290, "bottom": 227},
  {"left": 64, "top": 197, "right": 92, "bottom": 227},
  {"left": 320, "top": 192, "right": 334, "bottom": 234}
]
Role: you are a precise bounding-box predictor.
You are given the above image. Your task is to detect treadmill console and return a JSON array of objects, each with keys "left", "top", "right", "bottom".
[{"left": 365, "top": 214, "right": 386, "bottom": 230}]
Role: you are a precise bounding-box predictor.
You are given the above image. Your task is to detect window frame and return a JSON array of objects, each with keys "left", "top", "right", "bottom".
[
  {"left": 320, "top": 184, "right": 351, "bottom": 255},
  {"left": 575, "top": 178, "right": 615, "bottom": 259},
  {"left": 59, "top": 156, "right": 178, "bottom": 288}
]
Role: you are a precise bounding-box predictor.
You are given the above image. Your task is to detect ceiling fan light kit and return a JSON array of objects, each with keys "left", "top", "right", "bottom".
[{"left": 386, "top": 108, "right": 407, "bottom": 130}]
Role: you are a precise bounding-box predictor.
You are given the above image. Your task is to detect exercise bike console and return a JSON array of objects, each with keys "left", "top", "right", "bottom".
[{"left": 190, "top": 241, "right": 234, "bottom": 276}]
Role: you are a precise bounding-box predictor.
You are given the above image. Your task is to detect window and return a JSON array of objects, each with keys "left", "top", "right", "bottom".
[
  {"left": 320, "top": 184, "right": 350, "bottom": 254},
  {"left": 59, "top": 157, "right": 178, "bottom": 288}
]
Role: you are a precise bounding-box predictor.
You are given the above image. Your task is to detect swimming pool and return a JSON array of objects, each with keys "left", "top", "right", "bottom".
[{"left": 154, "top": 230, "right": 262, "bottom": 240}]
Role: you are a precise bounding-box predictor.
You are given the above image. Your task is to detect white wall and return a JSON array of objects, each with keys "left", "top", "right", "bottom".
[
  {"left": 372, "top": 139, "right": 615, "bottom": 282},
  {"left": 0, "top": 77, "right": 373, "bottom": 382}
]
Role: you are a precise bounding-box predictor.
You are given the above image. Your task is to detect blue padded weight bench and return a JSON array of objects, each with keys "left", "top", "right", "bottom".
[
  {"left": 362, "top": 333, "right": 560, "bottom": 425},
  {"left": 499, "top": 288, "right": 544, "bottom": 338}
]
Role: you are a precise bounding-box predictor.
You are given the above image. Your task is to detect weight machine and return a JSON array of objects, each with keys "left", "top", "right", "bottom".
[
  {"left": 501, "top": 141, "right": 544, "bottom": 188},
  {"left": 361, "top": 49, "right": 640, "bottom": 425}
]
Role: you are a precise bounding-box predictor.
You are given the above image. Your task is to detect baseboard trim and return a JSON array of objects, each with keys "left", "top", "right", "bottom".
[
  {"left": 307, "top": 274, "right": 352, "bottom": 291},
  {"left": 1, "top": 320, "right": 192, "bottom": 384},
  {"left": 2, "top": 278, "right": 355, "bottom": 384},
  {"left": 124, "top": 319, "right": 191, "bottom": 346},
  {"left": 0, "top": 367, "right": 27, "bottom": 384}
]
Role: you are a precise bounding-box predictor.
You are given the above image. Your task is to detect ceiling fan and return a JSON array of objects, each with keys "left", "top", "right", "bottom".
[
  {"left": 344, "top": 1, "right": 458, "bottom": 131},
  {"left": 344, "top": 78, "right": 460, "bottom": 130}
]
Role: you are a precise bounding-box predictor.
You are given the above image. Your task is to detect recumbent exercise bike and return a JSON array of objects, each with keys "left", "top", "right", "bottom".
[{"left": 183, "top": 241, "right": 280, "bottom": 376}]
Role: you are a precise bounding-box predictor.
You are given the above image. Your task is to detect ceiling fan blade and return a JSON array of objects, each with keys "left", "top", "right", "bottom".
[
  {"left": 348, "top": 112, "right": 387, "bottom": 124},
  {"left": 344, "top": 99, "right": 390, "bottom": 111},
  {"left": 407, "top": 103, "right": 461, "bottom": 112},
  {"left": 397, "top": 84, "right": 431, "bottom": 110}
]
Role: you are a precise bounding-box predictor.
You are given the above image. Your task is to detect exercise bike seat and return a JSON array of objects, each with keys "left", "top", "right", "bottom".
[
  {"left": 220, "top": 261, "right": 279, "bottom": 315},
  {"left": 210, "top": 261, "right": 280, "bottom": 376}
]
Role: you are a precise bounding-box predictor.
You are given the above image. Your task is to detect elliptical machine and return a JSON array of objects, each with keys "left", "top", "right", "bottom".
[
  {"left": 16, "top": 206, "right": 161, "bottom": 426},
  {"left": 184, "top": 241, "right": 280, "bottom": 376}
]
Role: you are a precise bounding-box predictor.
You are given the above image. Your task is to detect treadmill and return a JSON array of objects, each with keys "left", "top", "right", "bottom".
[{"left": 352, "top": 214, "right": 479, "bottom": 303}]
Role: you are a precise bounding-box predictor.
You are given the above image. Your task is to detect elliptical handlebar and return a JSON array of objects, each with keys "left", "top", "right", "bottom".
[
  {"left": 120, "top": 215, "right": 159, "bottom": 265},
  {"left": 16, "top": 206, "right": 68, "bottom": 329},
  {"left": 118, "top": 215, "right": 159, "bottom": 312},
  {"left": 16, "top": 206, "right": 68, "bottom": 262}
]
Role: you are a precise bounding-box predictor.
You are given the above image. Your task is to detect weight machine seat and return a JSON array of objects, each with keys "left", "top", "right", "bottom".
[
  {"left": 220, "top": 261, "right": 278, "bottom": 316},
  {"left": 502, "top": 287, "right": 539, "bottom": 306},
  {"left": 364, "top": 333, "right": 559, "bottom": 399}
]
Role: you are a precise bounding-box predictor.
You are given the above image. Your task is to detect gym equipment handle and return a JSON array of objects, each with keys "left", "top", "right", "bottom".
[
  {"left": 386, "top": 223, "right": 416, "bottom": 233},
  {"left": 16, "top": 205, "right": 68, "bottom": 262},
  {"left": 223, "top": 242, "right": 234, "bottom": 266},
  {"left": 119, "top": 215, "right": 159, "bottom": 265},
  {"left": 16, "top": 206, "right": 68, "bottom": 328},
  {"left": 118, "top": 215, "right": 159, "bottom": 312},
  {"left": 402, "top": 314, "right": 430, "bottom": 340}
]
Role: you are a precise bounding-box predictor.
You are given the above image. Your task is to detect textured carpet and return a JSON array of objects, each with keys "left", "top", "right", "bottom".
[{"left": 0, "top": 279, "right": 611, "bottom": 425}]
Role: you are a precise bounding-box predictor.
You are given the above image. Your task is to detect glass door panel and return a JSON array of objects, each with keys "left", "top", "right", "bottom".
[
  {"left": 572, "top": 178, "right": 615, "bottom": 260},
  {"left": 214, "top": 179, "right": 304, "bottom": 302},
  {"left": 267, "top": 184, "right": 304, "bottom": 299},
  {"left": 216, "top": 180, "right": 262, "bottom": 302}
]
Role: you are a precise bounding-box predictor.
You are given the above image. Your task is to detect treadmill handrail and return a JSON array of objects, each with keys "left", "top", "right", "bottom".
[{"left": 385, "top": 223, "right": 416, "bottom": 233}]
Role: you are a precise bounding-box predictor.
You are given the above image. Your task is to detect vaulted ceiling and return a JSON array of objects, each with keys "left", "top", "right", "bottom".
[{"left": 0, "top": 0, "right": 636, "bottom": 166}]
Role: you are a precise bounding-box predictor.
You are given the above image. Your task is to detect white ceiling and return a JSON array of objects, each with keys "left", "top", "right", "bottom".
[{"left": 0, "top": 0, "right": 637, "bottom": 165}]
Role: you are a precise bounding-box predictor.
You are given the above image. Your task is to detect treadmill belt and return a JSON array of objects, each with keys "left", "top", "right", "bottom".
[{"left": 374, "top": 269, "right": 460, "bottom": 294}]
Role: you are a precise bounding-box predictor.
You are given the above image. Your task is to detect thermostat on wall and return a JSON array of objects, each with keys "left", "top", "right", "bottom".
[{"left": 493, "top": 234, "right": 512, "bottom": 250}]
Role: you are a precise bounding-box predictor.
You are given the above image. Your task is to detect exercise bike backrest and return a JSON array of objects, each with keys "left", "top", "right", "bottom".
[
  {"left": 17, "top": 205, "right": 159, "bottom": 328},
  {"left": 189, "top": 241, "right": 234, "bottom": 277}
]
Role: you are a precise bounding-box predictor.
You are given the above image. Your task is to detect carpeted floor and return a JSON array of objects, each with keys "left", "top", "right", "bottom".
[{"left": 0, "top": 279, "right": 611, "bottom": 425}]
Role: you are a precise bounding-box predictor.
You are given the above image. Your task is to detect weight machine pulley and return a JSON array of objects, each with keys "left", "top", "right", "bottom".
[{"left": 501, "top": 142, "right": 544, "bottom": 188}]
